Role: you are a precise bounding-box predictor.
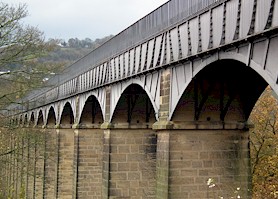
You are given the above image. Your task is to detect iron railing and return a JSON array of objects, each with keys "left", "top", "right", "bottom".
[{"left": 8, "top": 0, "right": 224, "bottom": 114}]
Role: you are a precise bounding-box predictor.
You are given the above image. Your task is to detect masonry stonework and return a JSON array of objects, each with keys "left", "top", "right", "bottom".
[
  {"left": 44, "top": 129, "right": 58, "bottom": 199},
  {"left": 57, "top": 129, "right": 74, "bottom": 199},
  {"left": 108, "top": 129, "right": 157, "bottom": 199},
  {"left": 168, "top": 130, "right": 251, "bottom": 199},
  {"left": 77, "top": 129, "right": 103, "bottom": 199},
  {"left": 155, "top": 132, "right": 170, "bottom": 199},
  {"left": 4, "top": 62, "right": 257, "bottom": 199},
  {"left": 4, "top": 0, "right": 278, "bottom": 198}
]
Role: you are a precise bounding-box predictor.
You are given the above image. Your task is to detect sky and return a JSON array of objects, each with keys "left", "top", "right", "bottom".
[{"left": 2, "top": 0, "right": 169, "bottom": 41}]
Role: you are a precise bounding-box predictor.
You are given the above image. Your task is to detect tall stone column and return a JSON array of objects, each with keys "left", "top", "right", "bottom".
[
  {"left": 155, "top": 130, "right": 170, "bottom": 199},
  {"left": 153, "top": 67, "right": 252, "bottom": 198},
  {"left": 102, "top": 129, "right": 111, "bottom": 199},
  {"left": 44, "top": 128, "right": 58, "bottom": 199},
  {"left": 56, "top": 128, "right": 74, "bottom": 199},
  {"left": 165, "top": 126, "right": 252, "bottom": 199},
  {"left": 101, "top": 84, "right": 158, "bottom": 199},
  {"left": 101, "top": 86, "right": 112, "bottom": 199},
  {"left": 72, "top": 129, "right": 79, "bottom": 199},
  {"left": 153, "top": 68, "right": 172, "bottom": 199}
]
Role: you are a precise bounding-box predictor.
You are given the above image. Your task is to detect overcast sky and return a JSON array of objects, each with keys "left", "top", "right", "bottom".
[{"left": 2, "top": 0, "right": 169, "bottom": 41}]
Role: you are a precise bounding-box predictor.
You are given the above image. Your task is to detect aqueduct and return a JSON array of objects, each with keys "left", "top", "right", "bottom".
[{"left": 3, "top": 0, "right": 278, "bottom": 198}]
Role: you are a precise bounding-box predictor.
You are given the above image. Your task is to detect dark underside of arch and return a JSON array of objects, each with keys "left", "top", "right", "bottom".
[
  {"left": 37, "top": 110, "right": 44, "bottom": 127},
  {"left": 79, "top": 96, "right": 104, "bottom": 128},
  {"left": 60, "top": 102, "right": 74, "bottom": 127},
  {"left": 172, "top": 60, "right": 268, "bottom": 122},
  {"left": 46, "top": 107, "right": 56, "bottom": 127},
  {"left": 112, "top": 84, "right": 156, "bottom": 127}
]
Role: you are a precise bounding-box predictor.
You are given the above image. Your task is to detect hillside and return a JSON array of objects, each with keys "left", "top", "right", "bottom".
[{"left": 41, "top": 35, "right": 114, "bottom": 68}]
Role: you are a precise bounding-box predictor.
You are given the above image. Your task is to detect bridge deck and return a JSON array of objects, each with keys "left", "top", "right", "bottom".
[{"left": 7, "top": 0, "right": 278, "bottom": 115}]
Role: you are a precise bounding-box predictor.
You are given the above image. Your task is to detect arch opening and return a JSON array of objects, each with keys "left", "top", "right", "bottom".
[
  {"left": 171, "top": 60, "right": 268, "bottom": 123},
  {"left": 15, "top": 118, "right": 18, "bottom": 126},
  {"left": 60, "top": 102, "right": 74, "bottom": 128},
  {"left": 19, "top": 115, "right": 23, "bottom": 125},
  {"left": 46, "top": 107, "right": 56, "bottom": 128},
  {"left": 111, "top": 84, "right": 156, "bottom": 128},
  {"left": 23, "top": 114, "right": 28, "bottom": 126},
  {"left": 37, "top": 110, "right": 44, "bottom": 127},
  {"left": 10, "top": 118, "right": 15, "bottom": 126},
  {"left": 30, "top": 112, "right": 35, "bottom": 127},
  {"left": 79, "top": 96, "right": 104, "bottom": 128}
]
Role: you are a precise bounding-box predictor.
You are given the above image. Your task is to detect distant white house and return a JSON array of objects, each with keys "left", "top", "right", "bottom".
[{"left": 0, "top": 70, "right": 10, "bottom": 75}]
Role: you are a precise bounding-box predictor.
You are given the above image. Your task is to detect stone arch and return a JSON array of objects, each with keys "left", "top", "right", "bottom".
[
  {"left": 170, "top": 59, "right": 268, "bottom": 122},
  {"left": 110, "top": 78, "right": 160, "bottom": 122},
  {"left": 79, "top": 95, "right": 104, "bottom": 128},
  {"left": 170, "top": 45, "right": 278, "bottom": 120},
  {"left": 37, "top": 109, "right": 44, "bottom": 127},
  {"left": 77, "top": 90, "right": 106, "bottom": 125},
  {"left": 23, "top": 114, "right": 28, "bottom": 126},
  {"left": 29, "top": 112, "right": 35, "bottom": 127},
  {"left": 10, "top": 117, "right": 15, "bottom": 126},
  {"left": 19, "top": 115, "right": 23, "bottom": 125},
  {"left": 14, "top": 117, "right": 18, "bottom": 126},
  {"left": 58, "top": 98, "right": 76, "bottom": 124},
  {"left": 111, "top": 83, "right": 156, "bottom": 127},
  {"left": 59, "top": 102, "right": 74, "bottom": 128},
  {"left": 46, "top": 106, "right": 57, "bottom": 128}
]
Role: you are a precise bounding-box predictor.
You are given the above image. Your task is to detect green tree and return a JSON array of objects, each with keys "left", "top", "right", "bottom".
[{"left": 249, "top": 86, "right": 278, "bottom": 198}]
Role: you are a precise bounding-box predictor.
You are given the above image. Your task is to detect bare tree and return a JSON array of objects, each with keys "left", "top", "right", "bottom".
[
  {"left": 0, "top": 2, "right": 58, "bottom": 110},
  {"left": 0, "top": 3, "right": 58, "bottom": 198}
]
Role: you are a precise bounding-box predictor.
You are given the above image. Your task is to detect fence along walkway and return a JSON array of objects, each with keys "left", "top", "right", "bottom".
[{"left": 17, "top": 0, "right": 222, "bottom": 112}]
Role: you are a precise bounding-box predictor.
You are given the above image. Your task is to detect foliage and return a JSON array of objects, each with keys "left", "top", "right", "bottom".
[
  {"left": 0, "top": 2, "right": 59, "bottom": 110},
  {"left": 6, "top": 1, "right": 278, "bottom": 198},
  {"left": 60, "top": 35, "right": 113, "bottom": 49},
  {"left": 0, "top": 2, "right": 58, "bottom": 198},
  {"left": 249, "top": 86, "right": 278, "bottom": 198},
  {"left": 40, "top": 35, "right": 114, "bottom": 66},
  {"left": 0, "top": 126, "right": 46, "bottom": 198},
  {"left": 0, "top": 2, "right": 114, "bottom": 111},
  {"left": 0, "top": 2, "right": 114, "bottom": 198}
]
